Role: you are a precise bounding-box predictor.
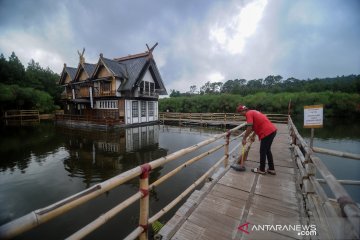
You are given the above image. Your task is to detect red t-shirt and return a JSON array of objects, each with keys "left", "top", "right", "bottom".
[{"left": 245, "top": 110, "right": 277, "bottom": 140}]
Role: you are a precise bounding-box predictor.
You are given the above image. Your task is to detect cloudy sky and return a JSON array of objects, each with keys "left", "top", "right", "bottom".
[{"left": 1, "top": 0, "right": 359, "bottom": 93}]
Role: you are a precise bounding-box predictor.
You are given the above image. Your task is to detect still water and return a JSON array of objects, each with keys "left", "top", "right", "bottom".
[
  {"left": 0, "top": 119, "right": 359, "bottom": 239},
  {"left": 293, "top": 117, "right": 360, "bottom": 204},
  {"left": 0, "top": 123, "right": 227, "bottom": 239}
]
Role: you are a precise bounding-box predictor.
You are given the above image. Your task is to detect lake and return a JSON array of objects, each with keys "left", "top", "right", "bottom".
[{"left": 0, "top": 119, "right": 359, "bottom": 239}]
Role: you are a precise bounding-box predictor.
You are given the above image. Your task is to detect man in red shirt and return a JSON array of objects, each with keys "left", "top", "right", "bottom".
[{"left": 236, "top": 105, "right": 277, "bottom": 175}]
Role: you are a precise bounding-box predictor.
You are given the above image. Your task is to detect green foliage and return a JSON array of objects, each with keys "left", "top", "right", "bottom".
[
  {"left": 0, "top": 52, "right": 60, "bottom": 113},
  {"left": 159, "top": 92, "right": 360, "bottom": 118},
  {"left": 0, "top": 84, "right": 55, "bottom": 113},
  {"left": 172, "top": 74, "right": 360, "bottom": 97}
]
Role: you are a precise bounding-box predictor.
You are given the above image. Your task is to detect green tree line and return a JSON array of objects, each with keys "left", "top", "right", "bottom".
[
  {"left": 0, "top": 52, "right": 60, "bottom": 113},
  {"left": 170, "top": 74, "right": 360, "bottom": 97},
  {"left": 160, "top": 92, "right": 360, "bottom": 118}
]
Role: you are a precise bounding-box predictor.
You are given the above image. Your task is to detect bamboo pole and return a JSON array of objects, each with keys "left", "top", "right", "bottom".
[
  {"left": 288, "top": 115, "right": 360, "bottom": 236},
  {"left": 148, "top": 155, "right": 226, "bottom": 225},
  {"left": 139, "top": 168, "right": 150, "bottom": 240},
  {"left": 150, "top": 144, "right": 225, "bottom": 189},
  {"left": 124, "top": 227, "right": 143, "bottom": 240},
  {"left": 66, "top": 192, "right": 142, "bottom": 240},
  {"left": 316, "top": 178, "right": 360, "bottom": 185},
  {"left": 147, "top": 123, "right": 245, "bottom": 171},
  {"left": 224, "top": 131, "right": 231, "bottom": 167},
  {"left": 0, "top": 167, "right": 142, "bottom": 239},
  {"left": 68, "top": 125, "right": 243, "bottom": 239},
  {"left": 0, "top": 123, "right": 245, "bottom": 239},
  {"left": 313, "top": 147, "right": 360, "bottom": 160}
]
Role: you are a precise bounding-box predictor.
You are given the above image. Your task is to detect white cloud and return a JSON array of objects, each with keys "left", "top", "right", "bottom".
[
  {"left": 207, "top": 72, "right": 225, "bottom": 83},
  {"left": 209, "top": 0, "right": 268, "bottom": 54}
]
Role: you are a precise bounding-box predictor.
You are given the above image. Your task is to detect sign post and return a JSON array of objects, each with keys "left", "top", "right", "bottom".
[{"left": 304, "top": 105, "right": 323, "bottom": 148}]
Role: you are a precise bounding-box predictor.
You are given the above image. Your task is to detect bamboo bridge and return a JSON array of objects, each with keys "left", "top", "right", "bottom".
[{"left": 0, "top": 115, "right": 359, "bottom": 240}]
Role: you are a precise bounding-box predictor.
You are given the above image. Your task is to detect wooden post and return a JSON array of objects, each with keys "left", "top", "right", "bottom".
[
  {"left": 224, "top": 131, "right": 231, "bottom": 167},
  {"left": 139, "top": 164, "right": 151, "bottom": 240},
  {"left": 287, "top": 99, "right": 291, "bottom": 116},
  {"left": 310, "top": 128, "right": 314, "bottom": 148}
]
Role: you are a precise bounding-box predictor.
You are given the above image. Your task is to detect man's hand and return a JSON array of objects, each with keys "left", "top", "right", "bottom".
[{"left": 242, "top": 138, "right": 246, "bottom": 146}]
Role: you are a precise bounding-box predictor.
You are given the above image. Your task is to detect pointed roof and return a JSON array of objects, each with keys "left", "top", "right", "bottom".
[
  {"left": 101, "top": 57, "right": 128, "bottom": 78},
  {"left": 74, "top": 62, "right": 96, "bottom": 81},
  {"left": 83, "top": 63, "right": 97, "bottom": 77},
  {"left": 115, "top": 52, "right": 167, "bottom": 95},
  {"left": 59, "top": 64, "right": 77, "bottom": 85}
]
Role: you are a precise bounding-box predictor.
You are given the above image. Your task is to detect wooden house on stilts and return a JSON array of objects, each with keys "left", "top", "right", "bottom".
[{"left": 58, "top": 43, "right": 167, "bottom": 127}]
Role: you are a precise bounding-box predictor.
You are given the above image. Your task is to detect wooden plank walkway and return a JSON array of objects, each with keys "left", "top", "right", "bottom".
[{"left": 159, "top": 124, "right": 308, "bottom": 240}]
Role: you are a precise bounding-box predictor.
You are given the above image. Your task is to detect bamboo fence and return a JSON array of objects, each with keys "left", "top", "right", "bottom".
[
  {"left": 288, "top": 116, "right": 360, "bottom": 239},
  {"left": 159, "top": 112, "right": 288, "bottom": 126},
  {"left": 0, "top": 123, "right": 248, "bottom": 240}
]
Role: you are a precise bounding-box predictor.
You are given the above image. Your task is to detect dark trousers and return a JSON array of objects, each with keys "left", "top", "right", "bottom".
[{"left": 259, "top": 131, "right": 277, "bottom": 171}]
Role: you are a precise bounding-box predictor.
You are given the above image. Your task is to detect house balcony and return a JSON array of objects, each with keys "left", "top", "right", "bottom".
[
  {"left": 138, "top": 91, "right": 159, "bottom": 98},
  {"left": 61, "top": 92, "right": 73, "bottom": 100},
  {"left": 94, "top": 90, "right": 117, "bottom": 97}
]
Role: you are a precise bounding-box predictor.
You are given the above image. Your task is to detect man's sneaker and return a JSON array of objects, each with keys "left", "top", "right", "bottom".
[{"left": 267, "top": 169, "right": 276, "bottom": 175}]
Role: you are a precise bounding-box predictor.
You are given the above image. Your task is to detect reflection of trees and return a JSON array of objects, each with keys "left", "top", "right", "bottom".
[
  {"left": 293, "top": 117, "right": 360, "bottom": 140},
  {"left": 0, "top": 123, "right": 60, "bottom": 173}
]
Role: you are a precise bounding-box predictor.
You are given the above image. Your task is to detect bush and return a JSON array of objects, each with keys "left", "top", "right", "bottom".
[{"left": 159, "top": 92, "right": 360, "bottom": 118}]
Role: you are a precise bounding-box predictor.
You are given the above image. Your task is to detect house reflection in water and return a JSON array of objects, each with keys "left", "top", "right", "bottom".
[{"left": 61, "top": 125, "right": 167, "bottom": 187}]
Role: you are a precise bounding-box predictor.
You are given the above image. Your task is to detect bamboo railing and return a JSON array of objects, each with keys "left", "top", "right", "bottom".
[
  {"left": 288, "top": 116, "right": 360, "bottom": 239},
  {"left": 55, "top": 113, "right": 124, "bottom": 126},
  {"left": 0, "top": 123, "right": 252, "bottom": 240},
  {"left": 159, "top": 112, "right": 288, "bottom": 126},
  {"left": 4, "top": 110, "right": 40, "bottom": 125}
]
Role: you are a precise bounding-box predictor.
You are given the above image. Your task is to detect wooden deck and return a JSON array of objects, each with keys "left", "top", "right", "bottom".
[{"left": 158, "top": 124, "right": 308, "bottom": 240}]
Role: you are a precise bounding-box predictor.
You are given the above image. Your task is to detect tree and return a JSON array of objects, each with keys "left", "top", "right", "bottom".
[
  {"left": 200, "top": 81, "right": 212, "bottom": 94},
  {"left": 210, "top": 82, "right": 223, "bottom": 93},
  {"left": 189, "top": 85, "right": 197, "bottom": 94},
  {"left": 222, "top": 80, "right": 234, "bottom": 93},
  {"left": 7, "top": 52, "right": 25, "bottom": 85},
  {"left": 169, "top": 89, "right": 181, "bottom": 97}
]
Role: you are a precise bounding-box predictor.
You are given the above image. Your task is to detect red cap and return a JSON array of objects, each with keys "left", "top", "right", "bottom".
[{"left": 236, "top": 105, "right": 248, "bottom": 112}]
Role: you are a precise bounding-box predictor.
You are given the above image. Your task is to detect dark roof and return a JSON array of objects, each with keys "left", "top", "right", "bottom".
[
  {"left": 83, "top": 63, "right": 96, "bottom": 77},
  {"left": 66, "top": 67, "right": 77, "bottom": 80},
  {"left": 116, "top": 54, "right": 167, "bottom": 95},
  {"left": 101, "top": 57, "right": 127, "bottom": 78},
  {"left": 59, "top": 66, "right": 77, "bottom": 85},
  {"left": 59, "top": 48, "right": 167, "bottom": 95},
  {"left": 74, "top": 62, "right": 96, "bottom": 81},
  {"left": 118, "top": 56, "right": 148, "bottom": 90}
]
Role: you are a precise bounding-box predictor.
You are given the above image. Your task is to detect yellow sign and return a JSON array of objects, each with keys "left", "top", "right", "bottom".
[{"left": 304, "top": 105, "right": 323, "bottom": 128}]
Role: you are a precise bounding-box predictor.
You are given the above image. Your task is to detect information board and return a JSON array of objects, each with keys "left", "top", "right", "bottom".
[{"left": 304, "top": 105, "right": 323, "bottom": 128}]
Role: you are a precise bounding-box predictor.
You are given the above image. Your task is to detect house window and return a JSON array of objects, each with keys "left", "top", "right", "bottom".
[
  {"left": 145, "top": 81, "right": 150, "bottom": 94},
  {"left": 140, "top": 81, "right": 144, "bottom": 94},
  {"left": 139, "top": 80, "right": 156, "bottom": 96},
  {"left": 141, "top": 101, "right": 146, "bottom": 117},
  {"left": 150, "top": 82, "right": 155, "bottom": 94},
  {"left": 148, "top": 102, "right": 154, "bottom": 116},
  {"left": 97, "top": 100, "right": 118, "bottom": 109},
  {"left": 132, "top": 101, "right": 139, "bottom": 117},
  {"left": 101, "top": 83, "right": 111, "bottom": 95}
]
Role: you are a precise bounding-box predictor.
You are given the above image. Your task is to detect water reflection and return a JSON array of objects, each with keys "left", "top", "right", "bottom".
[
  {"left": 293, "top": 116, "right": 360, "bottom": 140},
  {"left": 0, "top": 123, "right": 59, "bottom": 173},
  {"left": 59, "top": 125, "right": 167, "bottom": 187}
]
